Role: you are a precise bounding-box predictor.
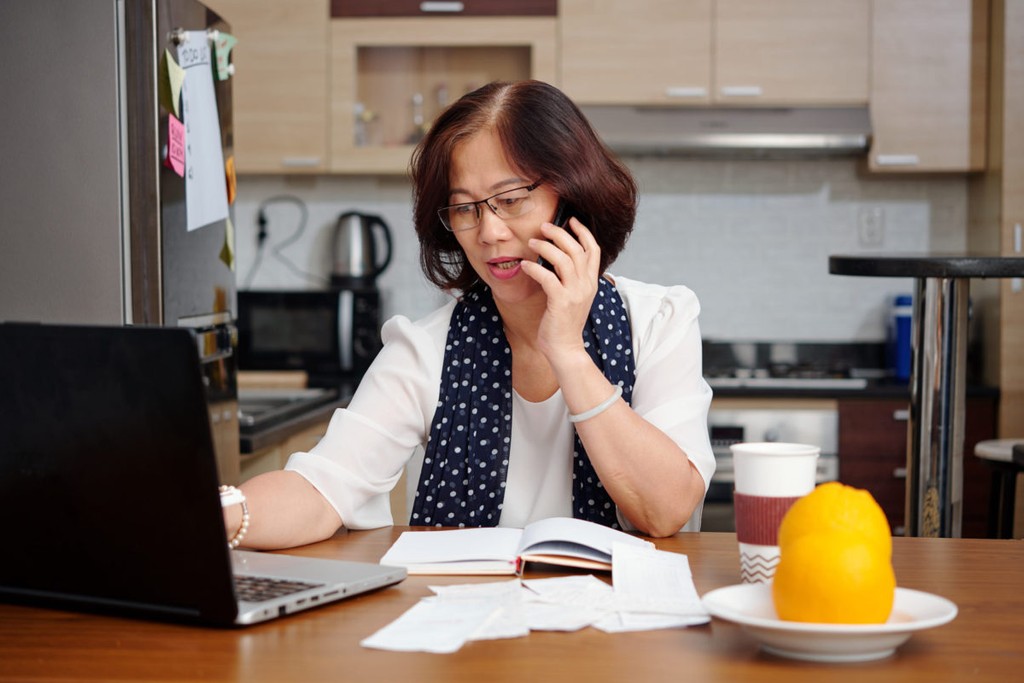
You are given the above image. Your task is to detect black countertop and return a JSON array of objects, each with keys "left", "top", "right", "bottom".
[
  {"left": 239, "top": 381, "right": 357, "bottom": 454},
  {"left": 830, "top": 253, "right": 1024, "bottom": 279},
  {"left": 709, "top": 380, "right": 999, "bottom": 401}
]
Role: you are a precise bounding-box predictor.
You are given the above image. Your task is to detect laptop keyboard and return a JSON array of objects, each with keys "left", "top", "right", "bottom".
[{"left": 234, "top": 575, "right": 324, "bottom": 603}]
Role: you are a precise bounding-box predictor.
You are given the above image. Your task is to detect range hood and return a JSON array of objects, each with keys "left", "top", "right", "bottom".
[{"left": 580, "top": 106, "right": 872, "bottom": 158}]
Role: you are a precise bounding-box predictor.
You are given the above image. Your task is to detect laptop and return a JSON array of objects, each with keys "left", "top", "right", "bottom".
[{"left": 0, "top": 322, "right": 405, "bottom": 626}]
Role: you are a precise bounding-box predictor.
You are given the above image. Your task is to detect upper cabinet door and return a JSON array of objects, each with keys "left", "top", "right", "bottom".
[
  {"left": 559, "top": 0, "right": 713, "bottom": 105},
  {"left": 869, "top": 0, "right": 988, "bottom": 172},
  {"left": 560, "top": 0, "right": 867, "bottom": 106},
  {"left": 714, "top": 0, "right": 870, "bottom": 105},
  {"left": 205, "top": 0, "right": 329, "bottom": 173}
]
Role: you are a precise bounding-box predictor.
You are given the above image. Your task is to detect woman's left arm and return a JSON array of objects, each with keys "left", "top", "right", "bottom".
[
  {"left": 527, "top": 222, "right": 713, "bottom": 538},
  {"left": 552, "top": 325, "right": 710, "bottom": 537}
]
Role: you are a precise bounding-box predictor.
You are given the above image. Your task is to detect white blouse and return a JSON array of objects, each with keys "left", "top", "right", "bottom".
[{"left": 285, "top": 275, "right": 716, "bottom": 532}]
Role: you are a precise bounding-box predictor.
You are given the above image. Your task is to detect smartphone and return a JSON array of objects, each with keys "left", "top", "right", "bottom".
[{"left": 538, "top": 201, "right": 576, "bottom": 271}]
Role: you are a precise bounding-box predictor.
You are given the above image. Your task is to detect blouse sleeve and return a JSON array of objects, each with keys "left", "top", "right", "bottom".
[
  {"left": 619, "top": 277, "right": 716, "bottom": 495},
  {"left": 283, "top": 306, "right": 450, "bottom": 529}
]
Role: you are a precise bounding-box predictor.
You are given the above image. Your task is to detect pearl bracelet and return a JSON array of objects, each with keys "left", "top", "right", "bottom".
[
  {"left": 568, "top": 384, "right": 623, "bottom": 423},
  {"left": 219, "top": 485, "right": 249, "bottom": 549}
]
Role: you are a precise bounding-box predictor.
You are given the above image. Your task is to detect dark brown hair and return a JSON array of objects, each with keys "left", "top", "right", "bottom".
[{"left": 410, "top": 80, "right": 638, "bottom": 293}]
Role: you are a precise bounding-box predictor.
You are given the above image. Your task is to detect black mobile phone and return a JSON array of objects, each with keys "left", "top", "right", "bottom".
[{"left": 538, "top": 201, "right": 576, "bottom": 271}]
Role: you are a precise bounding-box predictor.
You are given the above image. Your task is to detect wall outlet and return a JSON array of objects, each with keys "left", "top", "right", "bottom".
[{"left": 858, "top": 207, "right": 885, "bottom": 247}]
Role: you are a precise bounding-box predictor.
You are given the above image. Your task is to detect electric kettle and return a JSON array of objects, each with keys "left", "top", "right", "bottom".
[{"left": 331, "top": 211, "right": 393, "bottom": 288}]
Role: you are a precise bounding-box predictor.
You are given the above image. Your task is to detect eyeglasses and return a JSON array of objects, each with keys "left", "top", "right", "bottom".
[{"left": 437, "top": 182, "right": 541, "bottom": 232}]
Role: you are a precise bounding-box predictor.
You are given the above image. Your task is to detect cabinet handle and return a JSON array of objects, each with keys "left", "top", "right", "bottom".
[
  {"left": 875, "top": 154, "right": 920, "bottom": 167},
  {"left": 893, "top": 409, "right": 909, "bottom": 422},
  {"left": 665, "top": 86, "right": 707, "bottom": 98},
  {"left": 893, "top": 467, "right": 907, "bottom": 479},
  {"left": 719, "top": 85, "right": 763, "bottom": 97},
  {"left": 420, "top": 1, "right": 465, "bottom": 12},
  {"left": 280, "top": 157, "right": 321, "bottom": 168},
  {"left": 1015, "top": 224, "right": 1023, "bottom": 293}
]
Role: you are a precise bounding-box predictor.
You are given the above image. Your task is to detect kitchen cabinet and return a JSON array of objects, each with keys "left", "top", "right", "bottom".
[
  {"left": 837, "top": 396, "right": 996, "bottom": 538},
  {"left": 328, "top": 14, "right": 557, "bottom": 174},
  {"left": 330, "top": 0, "right": 556, "bottom": 16},
  {"left": 869, "top": 0, "right": 989, "bottom": 172},
  {"left": 968, "top": 1, "right": 1024, "bottom": 542},
  {"left": 559, "top": 0, "right": 869, "bottom": 106},
  {"left": 204, "top": 0, "right": 330, "bottom": 173}
]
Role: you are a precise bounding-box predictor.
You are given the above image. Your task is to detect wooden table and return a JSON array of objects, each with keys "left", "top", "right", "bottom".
[{"left": 1, "top": 529, "right": 1022, "bottom": 682}]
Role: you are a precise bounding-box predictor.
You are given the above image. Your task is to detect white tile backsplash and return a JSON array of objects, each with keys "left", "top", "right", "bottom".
[{"left": 232, "top": 158, "right": 967, "bottom": 342}]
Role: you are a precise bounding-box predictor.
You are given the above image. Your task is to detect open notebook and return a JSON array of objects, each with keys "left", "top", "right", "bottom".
[{"left": 0, "top": 322, "right": 404, "bottom": 626}]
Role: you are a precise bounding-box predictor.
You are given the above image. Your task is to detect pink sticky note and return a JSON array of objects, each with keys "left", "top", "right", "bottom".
[{"left": 167, "top": 113, "right": 185, "bottom": 177}]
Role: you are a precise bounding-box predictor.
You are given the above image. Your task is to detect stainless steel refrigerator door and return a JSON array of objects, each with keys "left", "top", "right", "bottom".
[
  {"left": 0, "top": 0, "right": 236, "bottom": 327},
  {"left": 0, "top": 0, "right": 128, "bottom": 324}
]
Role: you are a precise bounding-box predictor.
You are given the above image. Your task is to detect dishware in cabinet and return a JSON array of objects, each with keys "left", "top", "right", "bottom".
[{"left": 329, "top": 11, "right": 557, "bottom": 174}]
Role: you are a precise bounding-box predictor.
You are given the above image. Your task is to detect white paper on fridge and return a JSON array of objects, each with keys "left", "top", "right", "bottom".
[{"left": 176, "top": 31, "right": 228, "bottom": 232}]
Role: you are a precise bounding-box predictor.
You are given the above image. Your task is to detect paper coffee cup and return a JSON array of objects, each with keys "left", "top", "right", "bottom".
[{"left": 730, "top": 442, "right": 819, "bottom": 583}]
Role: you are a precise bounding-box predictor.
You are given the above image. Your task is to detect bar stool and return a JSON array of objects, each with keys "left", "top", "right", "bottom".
[{"left": 973, "top": 439, "right": 1024, "bottom": 539}]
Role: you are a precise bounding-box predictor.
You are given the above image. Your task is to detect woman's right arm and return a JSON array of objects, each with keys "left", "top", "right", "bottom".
[
  {"left": 224, "top": 470, "right": 343, "bottom": 550},
  {"left": 223, "top": 308, "right": 450, "bottom": 549}
]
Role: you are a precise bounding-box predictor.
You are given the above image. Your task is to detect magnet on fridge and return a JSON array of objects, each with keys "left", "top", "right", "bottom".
[{"left": 213, "top": 32, "right": 238, "bottom": 81}]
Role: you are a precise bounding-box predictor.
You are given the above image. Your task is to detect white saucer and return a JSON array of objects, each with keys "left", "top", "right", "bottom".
[{"left": 701, "top": 583, "right": 957, "bottom": 663}]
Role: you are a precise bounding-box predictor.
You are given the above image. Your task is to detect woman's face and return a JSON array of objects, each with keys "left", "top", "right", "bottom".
[{"left": 447, "top": 128, "right": 559, "bottom": 306}]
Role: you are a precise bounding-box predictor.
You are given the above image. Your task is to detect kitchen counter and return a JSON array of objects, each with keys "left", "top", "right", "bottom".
[
  {"left": 707, "top": 380, "right": 999, "bottom": 401},
  {"left": 238, "top": 380, "right": 357, "bottom": 454}
]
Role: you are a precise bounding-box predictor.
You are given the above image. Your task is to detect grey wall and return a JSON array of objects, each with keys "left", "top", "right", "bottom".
[{"left": 232, "top": 157, "right": 967, "bottom": 342}]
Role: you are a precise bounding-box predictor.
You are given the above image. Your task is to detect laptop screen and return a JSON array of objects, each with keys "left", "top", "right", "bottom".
[{"left": 0, "top": 323, "right": 238, "bottom": 623}]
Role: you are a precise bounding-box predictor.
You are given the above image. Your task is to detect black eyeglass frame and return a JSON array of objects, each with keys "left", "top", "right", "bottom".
[{"left": 437, "top": 181, "right": 542, "bottom": 232}]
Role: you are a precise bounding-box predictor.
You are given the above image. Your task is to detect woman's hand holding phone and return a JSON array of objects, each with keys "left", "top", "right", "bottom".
[
  {"left": 537, "top": 202, "right": 575, "bottom": 271},
  {"left": 527, "top": 207, "right": 602, "bottom": 367}
]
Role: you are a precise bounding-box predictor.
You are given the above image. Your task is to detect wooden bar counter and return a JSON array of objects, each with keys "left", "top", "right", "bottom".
[{"left": 1, "top": 530, "right": 1021, "bottom": 682}]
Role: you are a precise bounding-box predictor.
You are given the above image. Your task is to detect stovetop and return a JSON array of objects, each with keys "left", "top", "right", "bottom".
[{"left": 702, "top": 340, "right": 885, "bottom": 390}]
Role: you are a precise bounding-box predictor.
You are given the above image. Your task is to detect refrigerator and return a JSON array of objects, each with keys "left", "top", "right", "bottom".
[{"left": 0, "top": 0, "right": 241, "bottom": 483}]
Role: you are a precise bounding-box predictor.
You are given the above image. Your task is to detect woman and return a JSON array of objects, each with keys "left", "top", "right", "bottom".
[{"left": 224, "top": 81, "right": 714, "bottom": 548}]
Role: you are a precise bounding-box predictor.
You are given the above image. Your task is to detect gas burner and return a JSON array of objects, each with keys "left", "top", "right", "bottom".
[
  {"left": 705, "top": 364, "right": 867, "bottom": 389},
  {"left": 767, "top": 361, "right": 853, "bottom": 380}
]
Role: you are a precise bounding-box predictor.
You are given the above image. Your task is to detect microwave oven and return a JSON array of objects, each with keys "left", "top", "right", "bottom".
[{"left": 236, "top": 289, "right": 382, "bottom": 384}]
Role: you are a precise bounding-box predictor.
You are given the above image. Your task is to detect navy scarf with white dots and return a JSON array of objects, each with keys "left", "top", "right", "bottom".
[{"left": 411, "top": 277, "right": 635, "bottom": 529}]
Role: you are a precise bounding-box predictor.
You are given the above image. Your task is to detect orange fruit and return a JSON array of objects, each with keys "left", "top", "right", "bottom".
[
  {"left": 778, "top": 481, "right": 892, "bottom": 559},
  {"left": 772, "top": 530, "right": 896, "bottom": 624}
]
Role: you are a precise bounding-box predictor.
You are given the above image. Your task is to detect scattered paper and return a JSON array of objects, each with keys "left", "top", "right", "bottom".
[
  {"left": 360, "top": 598, "right": 500, "bottom": 654},
  {"left": 609, "top": 542, "right": 710, "bottom": 631},
  {"left": 362, "top": 546, "right": 709, "bottom": 653}
]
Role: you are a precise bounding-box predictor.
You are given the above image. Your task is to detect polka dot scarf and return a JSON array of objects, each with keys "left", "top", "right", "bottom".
[{"left": 411, "top": 277, "right": 635, "bottom": 529}]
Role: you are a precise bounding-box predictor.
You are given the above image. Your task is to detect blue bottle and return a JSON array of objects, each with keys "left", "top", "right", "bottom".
[{"left": 888, "top": 294, "right": 913, "bottom": 382}]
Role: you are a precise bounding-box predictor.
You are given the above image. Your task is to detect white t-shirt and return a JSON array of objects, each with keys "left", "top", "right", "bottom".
[{"left": 285, "top": 275, "right": 716, "bottom": 532}]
